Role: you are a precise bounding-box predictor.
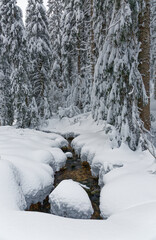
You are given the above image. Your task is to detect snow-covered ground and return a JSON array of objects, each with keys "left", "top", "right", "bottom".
[
  {"left": 0, "top": 126, "right": 68, "bottom": 211},
  {"left": 0, "top": 114, "right": 156, "bottom": 239}
]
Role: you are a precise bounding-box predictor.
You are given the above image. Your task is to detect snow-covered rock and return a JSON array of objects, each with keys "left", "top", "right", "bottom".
[
  {"left": 65, "top": 152, "right": 73, "bottom": 158},
  {"left": 49, "top": 179, "right": 93, "bottom": 219}
]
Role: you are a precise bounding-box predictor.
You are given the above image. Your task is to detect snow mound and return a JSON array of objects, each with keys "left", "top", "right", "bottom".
[
  {"left": 49, "top": 179, "right": 93, "bottom": 219},
  {"left": 49, "top": 148, "right": 67, "bottom": 171},
  {"left": 0, "top": 126, "right": 67, "bottom": 209},
  {"left": 100, "top": 172, "right": 156, "bottom": 218},
  {"left": 0, "top": 160, "right": 26, "bottom": 211}
]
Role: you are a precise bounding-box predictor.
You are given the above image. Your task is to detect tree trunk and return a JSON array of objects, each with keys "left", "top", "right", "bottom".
[{"left": 138, "top": 0, "right": 151, "bottom": 131}]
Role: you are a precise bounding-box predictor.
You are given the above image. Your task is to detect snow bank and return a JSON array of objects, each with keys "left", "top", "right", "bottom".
[
  {"left": 0, "top": 126, "right": 67, "bottom": 209},
  {"left": 0, "top": 160, "right": 26, "bottom": 211},
  {"left": 72, "top": 133, "right": 156, "bottom": 218},
  {"left": 0, "top": 114, "right": 156, "bottom": 240},
  {"left": 100, "top": 173, "right": 156, "bottom": 218},
  {"left": 42, "top": 113, "right": 103, "bottom": 136},
  {"left": 1, "top": 202, "right": 156, "bottom": 240},
  {"left": 49, "top": 179, "right": 93, "bottom": 219},
  {"left": 43, "top": 114, "right": 156, "bottom": 220}
]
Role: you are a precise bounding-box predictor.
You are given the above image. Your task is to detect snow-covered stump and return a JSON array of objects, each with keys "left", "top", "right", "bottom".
[{"left": 49, "top": 179, "right": 93, "bottom": 219}]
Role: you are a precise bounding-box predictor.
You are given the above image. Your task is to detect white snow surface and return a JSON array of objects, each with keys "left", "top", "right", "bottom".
[
  {"left": 0, "top": 126, "right": 67, "bottom": 210},
  {"left": 0, "top": 114, "right": 156, "bottom": 239},
  {"left": 49, "top": 179, "right": 93, "bottom": 219}
]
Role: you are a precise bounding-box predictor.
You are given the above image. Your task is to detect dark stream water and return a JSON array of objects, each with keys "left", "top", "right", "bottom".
[{"left": 28, "top": 137, "right": 102, "bottom": 219}]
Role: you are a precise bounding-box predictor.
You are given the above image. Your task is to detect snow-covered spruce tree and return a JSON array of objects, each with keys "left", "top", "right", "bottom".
[
  {"left": 93, "top": 0, "right": 113, "bottom": 56},
  {"left": 0, "top": 72, "right": 6, "bottom": 126},
  {"left": 0, "top": 56, "right": 8, "bottom": 126},
  {"left": 0, "top": 22, "right": 10, "bottom": 125},
  {"left": 61, "top": 0, "right": 80, "bottom": 108},
  {"left": 26, "top": 0, "right": 51, "bottom": 121},
  {"left": 10, "top": 6, "right": 36, "bottom": 128},
  {"left": 92, "top": 0, "right": 147, "bottom": 150},
  {"left": 61, "top": 0, "right": 93, "bottom": 112},
  {"left": 0, "top": 0, "right": 15, "bottom": 125},
  {"left": 0, "top": 0, "right": 35, "bottom": 128},
  {"left": 151, "top": 0, "right": 156, "bottom": 99},
  {"left": 83, "top": 0, "right": 96, "bottom": 112},
  {"left": 71, "top": 0, "right": 90, "bottom": 111},
  {"left": 47, "top": 0, "right": 64, "bottom": 112}
]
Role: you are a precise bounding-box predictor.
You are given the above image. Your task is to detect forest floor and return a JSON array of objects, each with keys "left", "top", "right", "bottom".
[{"left": 0, "top": 110, "right": 156, "bottom": 239}]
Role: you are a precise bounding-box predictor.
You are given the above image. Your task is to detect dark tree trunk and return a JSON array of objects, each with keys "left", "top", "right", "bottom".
[{"left": 138, "top": 0, "right": 151, "bottom": 131}]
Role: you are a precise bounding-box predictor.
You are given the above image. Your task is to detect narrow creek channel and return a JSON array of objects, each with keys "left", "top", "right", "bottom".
[{"left": 28, "top": 136, "right": 102, "bottom": 220}]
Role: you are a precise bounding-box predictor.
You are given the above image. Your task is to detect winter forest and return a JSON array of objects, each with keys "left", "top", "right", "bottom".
[{"left": 0, "top": 0, "right": 156, "bottom": 239}]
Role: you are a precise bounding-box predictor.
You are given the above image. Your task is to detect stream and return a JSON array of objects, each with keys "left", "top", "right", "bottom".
[{"left": 28, "top": 136, "right": 102, "bottom": 219}]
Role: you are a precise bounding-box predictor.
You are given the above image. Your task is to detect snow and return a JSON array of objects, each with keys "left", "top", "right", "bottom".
[
  {"left": 0, "top": 114, "right": 156, "bottom": 239},
  {"left": 65, "top": 152, "right": 73, "bottom": 158},
  {"left": 42, "top": 113, "right": 104, "bottom": 136},
  {"left": 0, "top": 126, "right": 67, "bottom": 209},
  {"left": 1, "top": 203, "right": 156, "bottom": 240},
  {"left": 100, "top": 173, "right": 156, "bottom": 218},
  {"left": 41, "top": 114, "right": 156, "bottom": 235},
  {"left": 49, "top": 179, "right": 93, "bottom": 219},
  {"left": 0, "top": 160, "right": 26, "bottom": 211}
]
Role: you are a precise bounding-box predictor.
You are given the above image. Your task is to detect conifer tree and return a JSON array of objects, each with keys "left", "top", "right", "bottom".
[
  {"left": 10, "top": 6, "right": 34, "bottom": 128},
  {"left": 0, "top": 0, "right": 14, "bottom": 125},
  {"left": 47, "top": 0, "right": 64, "bottom": 112},
  {"left": 92, "top": 0, "right": 147, "bottom": 150},
  {"left": 0, "top": 0, "right": 34, "bottom": 127},
  {"left": 26, "top": 0, "right": 52, "bottom": 120},
  {"left": 0, "top": 23, "right": 9, "bottom": 125},
  {"left": 61, "top": 0, "right": 93, "bottom": 112},
  {"left": 93, "top": 0, "right": 113, "bottom": 56},
  {"left": 0, "top": 71, "right": 6, "bottom": 126},
  {"left": 61, "top": 0, "right": 78, "bottom": 107}
]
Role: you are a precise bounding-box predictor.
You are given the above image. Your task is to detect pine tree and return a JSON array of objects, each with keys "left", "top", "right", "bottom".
[
  {"left": 0, "top": 0, "right": 14, "bottom": 125},
  {"left": 10, "top": 6, "right": 34, "bottom": 128},
  {"left": 92, "top": 0, "right": 147, "bottom": 150},
  {"left": 61, "top": 0, "right": 93, "bottom": 112},
  {"left": 47, "top": 0, "right": 64, "bottom": 112},
  {"left": 61, "top": 0, "right": 78, "bottom": 107},
  {"left": 26, "top": 0, "right": 52, "bottom": 121},
  {"left": 0, "top": 22, "right": 8, "bottom": 125},
  {"left": 93, "top": 0, "right": 113, "bottom": 55},
  {"left": 81, "top": 0, "right": 94, "bottom": 112},
  {"left": 0, "top": 71, "right": 6, "bottom": 126},
  {"left": 0, "top": 0, "right": 34, "bottom": 127}
]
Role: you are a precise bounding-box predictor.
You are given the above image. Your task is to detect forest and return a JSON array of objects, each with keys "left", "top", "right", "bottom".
[
  {"left": 0, "top": 0, "right": 156, "bottom": 239},
  {"left": 0, "top": 0, "right": 155, "bottom": 149}
]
